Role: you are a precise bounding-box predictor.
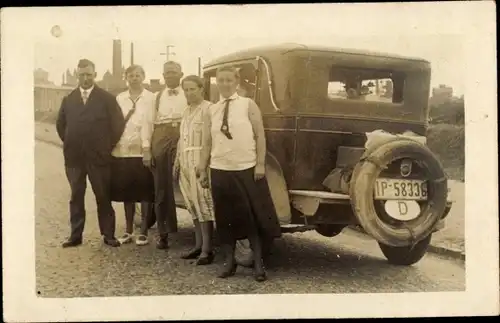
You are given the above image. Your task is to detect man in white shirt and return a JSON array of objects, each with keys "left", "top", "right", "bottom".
[{"left": 143, "top": 61, "right": 187, "bottom": 249}]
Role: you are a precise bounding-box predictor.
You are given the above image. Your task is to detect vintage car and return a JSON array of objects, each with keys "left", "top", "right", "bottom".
[{"left": 199, "top": 43, "right": 453, "bottom": 266}]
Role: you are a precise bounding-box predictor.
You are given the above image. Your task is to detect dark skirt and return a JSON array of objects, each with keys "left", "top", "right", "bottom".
[
  {"left": 210, "top": 167, "right": 282, "bottom": 244},
  {"left": 110, "top": 157, "right": 155, "bottom": 203}
]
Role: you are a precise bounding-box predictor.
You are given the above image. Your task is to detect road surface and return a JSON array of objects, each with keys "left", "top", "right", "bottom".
[{"left": 35, "top": 141, "right": 465, "bottom": 297}]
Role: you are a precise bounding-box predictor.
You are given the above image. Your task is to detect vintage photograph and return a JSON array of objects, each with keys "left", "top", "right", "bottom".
[{"left": 2, "top": 3, "right": 498, "bottom": 321}]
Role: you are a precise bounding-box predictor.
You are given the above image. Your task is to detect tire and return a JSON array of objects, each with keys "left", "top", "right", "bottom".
[
  {"left": 350, "top": 138, "right": 448, "bottom": 247},
  {"left": 315, "top": 224, "right": 345, "bottom": 237},
  {"left": 379, "top": 234, "right": 432, "bottom": 265}
]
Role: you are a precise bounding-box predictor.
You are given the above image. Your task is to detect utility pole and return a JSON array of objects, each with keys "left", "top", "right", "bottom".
[
  {"left": 160, "top": 45, "right": 176, "bottom": 62},
  {"left": 198, "top": 57, "right": 202, "bottom": 77}
]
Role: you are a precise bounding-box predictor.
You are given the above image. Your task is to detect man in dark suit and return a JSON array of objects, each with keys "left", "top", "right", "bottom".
[{"left": 56, "top": 59, "right": 125, "bottom": 248}]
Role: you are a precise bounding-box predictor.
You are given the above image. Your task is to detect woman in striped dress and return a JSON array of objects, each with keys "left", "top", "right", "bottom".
[{"left": 174, "top": 75, "right": 215, "bottom": 265}]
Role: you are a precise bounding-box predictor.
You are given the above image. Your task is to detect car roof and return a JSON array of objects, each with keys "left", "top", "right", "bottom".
[{"left": 204, "top": 43, "right": 430, "bottom": 68}]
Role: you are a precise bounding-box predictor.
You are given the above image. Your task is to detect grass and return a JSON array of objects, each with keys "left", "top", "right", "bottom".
[{"left": 427, "top": 124, "right": 465, "bottom": 181}]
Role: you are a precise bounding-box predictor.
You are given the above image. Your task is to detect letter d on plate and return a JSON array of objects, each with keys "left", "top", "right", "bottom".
[{"left": 384, "top": 200, "right": 421, "bottom": 221}]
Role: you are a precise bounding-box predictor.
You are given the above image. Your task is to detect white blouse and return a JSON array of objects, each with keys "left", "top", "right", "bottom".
[
  {"left": 208, "top": 93, "right": 257, "bottom": 171},
  {"left": 112, "top": 89, "right": 156, "bottom": 158}
]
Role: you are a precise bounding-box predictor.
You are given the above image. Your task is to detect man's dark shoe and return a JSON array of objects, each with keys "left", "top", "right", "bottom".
[
  {"left": 103, "top": 237, "right": 121, "bottom": 247},
  {"left": 156, "top": 237, "right": 168, "bottom": 250},
  {"left": 62, "top": 238, "right": 82, "bottom": 248}
]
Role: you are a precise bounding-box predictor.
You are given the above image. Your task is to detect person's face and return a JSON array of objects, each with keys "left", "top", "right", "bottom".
[
  {"left": 126, "top": 69, "right": 145, "bottom": 88},
  {"left": 163, "top": 64, "right": 183, "bottom": 89},
  {"left": 216, "top": 71, "right": 239, "bottom": 98},
  {"left": 77, "top": 65, "right": 96, "bottom": 89},
  {"left": 182, "top": 80, "right": 204, "bottom": 105}
]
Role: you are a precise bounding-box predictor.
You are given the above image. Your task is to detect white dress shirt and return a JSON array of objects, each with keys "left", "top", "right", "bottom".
[
  {"left": 79, "top": 85, "right": 94, "bottom": 103},
  {"left": 112, "top": 89, "right": 156, "bottom": 157},
  {"left": 154, "top": 86, "right": 187, "bottom": 124}
]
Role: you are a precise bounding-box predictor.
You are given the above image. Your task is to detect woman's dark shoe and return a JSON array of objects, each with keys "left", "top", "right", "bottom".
[
  {"left": 217, "top": 262, "right": 237, "bottom": 278},
  {"left": 253, "top": 259, "right": 267, "bottom": 282},
  {"left": 196, "top": 252, "right": 215, "bottom": 266},
  {"left": 253, "top": 269, "right": 267, "bottom": 282},
  {"left": 181, "top": 248, "right": 202, "bottom": 259}
]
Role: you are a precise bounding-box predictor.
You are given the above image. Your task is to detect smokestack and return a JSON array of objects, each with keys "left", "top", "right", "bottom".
[
  {"left": 130, "top": 42, "right": 134, "bottom": 65},
  {"left": 112, "top": 39, "right": 122, "bottom": 80}
]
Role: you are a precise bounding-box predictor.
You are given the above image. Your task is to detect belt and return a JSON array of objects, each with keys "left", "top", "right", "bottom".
[
  {"left": 154, "top": 118, "right": 182, "bottom": 126},
  {"left": 183, "top": 146, "right": 202, "bottom": 152}
]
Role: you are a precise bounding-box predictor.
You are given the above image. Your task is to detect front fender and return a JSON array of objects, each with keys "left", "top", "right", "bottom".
[{"left": 266, "top": 152, "right": 292, "bottom": 225}]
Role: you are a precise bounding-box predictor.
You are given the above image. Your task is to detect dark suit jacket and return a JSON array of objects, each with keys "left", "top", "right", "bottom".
[{"left": 56, "top": 86, "right": 125, "bottom": 167}]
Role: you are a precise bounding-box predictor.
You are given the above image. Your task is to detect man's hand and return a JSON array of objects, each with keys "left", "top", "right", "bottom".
[
  {"left": 254, "top": 164, "right": 265, "bottom": 181},
  {"left": 142, "top": 149, "right": 152, "bottom": 168}
]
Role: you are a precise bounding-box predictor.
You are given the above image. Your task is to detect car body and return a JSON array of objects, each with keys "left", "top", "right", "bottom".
[{"left": 200, "top": 43, "right": 453, "bottom": 265}]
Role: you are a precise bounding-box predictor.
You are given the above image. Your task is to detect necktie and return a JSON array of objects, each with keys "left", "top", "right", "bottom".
[
  {"left": 220, "top": 99, "right": 233, "bottom": 140},
  {"left": 168, "top": 89, "right": 178, "bottom": 96},
  {"left": 124, "top": 96, "right": 141, "bottom": 123},
  {"left": 82, "top": 90, "right": 88, "bottom": 105}
]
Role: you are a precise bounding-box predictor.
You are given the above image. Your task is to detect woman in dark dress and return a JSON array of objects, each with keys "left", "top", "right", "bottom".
[
  {"left": 110, "top": 65, "right": 156, "bottom": 245},
  {"left": 197, "top": 66, "right": 281, "bottom": 282}
]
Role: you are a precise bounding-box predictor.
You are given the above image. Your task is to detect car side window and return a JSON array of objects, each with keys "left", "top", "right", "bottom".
[
  {"left": 205, "top": 63, "right": 258, "bottom": 104},
  {"left": 327, "top": 67, "right": 405, "bottom": 104}
]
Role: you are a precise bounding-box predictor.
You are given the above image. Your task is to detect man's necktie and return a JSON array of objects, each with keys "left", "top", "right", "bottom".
[
  {"left": 168, "top": 89, "right": 178, "bottom": 96},
  {"left": 82, "top": 90, "right": 88, "bottom": 105},
  {"left": 220, "top": 99, "right": 233, "bottom": 140}
]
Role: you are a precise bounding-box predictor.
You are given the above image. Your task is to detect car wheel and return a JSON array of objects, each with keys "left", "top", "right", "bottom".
[
  {"left": 378, "top": 234, "right": 432, "bottom": 266},
  {"left": 315, "top": 224, "right": 345, "bottom": 237}
]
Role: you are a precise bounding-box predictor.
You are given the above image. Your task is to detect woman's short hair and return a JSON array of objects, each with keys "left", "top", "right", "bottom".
[
  {"left": 181, "top": 75, "right": 204, "bottom": 89},
  {"left": 125, "top": 64, "right": 146, "bottom": 77},
  {"left": 216, "top": 66, "right": 240, "bottom": 80}
]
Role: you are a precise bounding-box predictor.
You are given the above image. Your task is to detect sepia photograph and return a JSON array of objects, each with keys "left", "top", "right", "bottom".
[{"left": 2, "top": 3, "right": 498, "bottom": 321}]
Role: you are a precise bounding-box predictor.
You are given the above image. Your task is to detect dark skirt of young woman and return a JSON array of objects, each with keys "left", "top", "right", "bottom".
[
  {"left": 110, "top": 157, "right": 155, "bottom": 203},
  {"left": 209, "top": 167, "right": 282, "bottom": 245}
]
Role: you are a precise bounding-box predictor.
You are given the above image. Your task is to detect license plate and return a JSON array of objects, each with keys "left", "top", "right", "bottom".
[{"left": 374, "top": 178, "right": 428, "bottom": 201}]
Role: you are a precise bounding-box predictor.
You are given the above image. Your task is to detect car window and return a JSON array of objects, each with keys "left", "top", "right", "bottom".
[
  {"left": 327, "top": 67, "right": 405, "bottom": 104},
  {"left": 205, "top": 63, "right": 257, "bottom": 103}
]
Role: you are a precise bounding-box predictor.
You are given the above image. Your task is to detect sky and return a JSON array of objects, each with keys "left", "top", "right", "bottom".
[{"left": 32, "top": 4, "right": 465, "bottom": 96}]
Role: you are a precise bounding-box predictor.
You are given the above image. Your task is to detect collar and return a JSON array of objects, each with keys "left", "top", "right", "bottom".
[
  {"left": 219, "top": 92, "right": 239, "bottom": 103},
  {"left": 165, "top": 86, "right": 182, "bottom": 95},
  {"left": 79, "top": 85, "right": 94, "bottom": 96},
  {"left": 127, "top": 88, "right": 145, "bottom": 99}
]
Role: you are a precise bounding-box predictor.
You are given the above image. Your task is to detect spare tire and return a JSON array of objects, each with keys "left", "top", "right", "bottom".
[{"left": 349, "top": 138, "right": 448, "bottom": 247}]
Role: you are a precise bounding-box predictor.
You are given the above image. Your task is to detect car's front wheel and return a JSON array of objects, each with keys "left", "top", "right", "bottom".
[{"left": 378, "top": 234, "right": 432, "bottom": 266}]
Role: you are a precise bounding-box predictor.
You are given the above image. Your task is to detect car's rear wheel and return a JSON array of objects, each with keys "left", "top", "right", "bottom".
[
  {"left": 378, "top": 234, "right": 432, "bottom": 265},
  {"left": 315, "top": 224, "right": 345, "bottom": 237}
]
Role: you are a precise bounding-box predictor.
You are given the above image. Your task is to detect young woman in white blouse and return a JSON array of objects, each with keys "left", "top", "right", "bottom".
[
  {"left": 110, "top": 65, "right": 156, "bottom": 245},
  {"left": 197, "top": 66, "right": 281, "bottom": 282}
]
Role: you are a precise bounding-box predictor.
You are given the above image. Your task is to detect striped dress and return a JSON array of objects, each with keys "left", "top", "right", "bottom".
[{"left": 178, "top": 100, "right": 215, "bottom": 222}]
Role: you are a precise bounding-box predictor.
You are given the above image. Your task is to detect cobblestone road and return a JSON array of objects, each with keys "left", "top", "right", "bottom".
[{"left": 35, "top": 140, "right": 465, "bottom": 297}]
